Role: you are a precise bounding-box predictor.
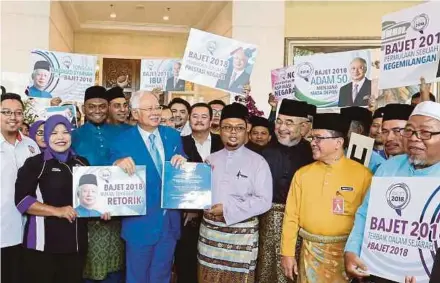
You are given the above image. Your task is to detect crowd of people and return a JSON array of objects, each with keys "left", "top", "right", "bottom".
[{"left": 0, "top": 82, "right": 439, "bottom": 283}]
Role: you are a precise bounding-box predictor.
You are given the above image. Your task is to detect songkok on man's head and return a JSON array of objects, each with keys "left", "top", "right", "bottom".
[
  {"left": 410, "top": 101, "right": 440, "bottom": 121},
  {"left": 340, "top": 106, "right": 373, "bottom": 130},
  {"left": 313, "top": 113, "right": 350, "bottom": 136},
  {"left": 372, "top": 107, "right": 385, "bottom": 120},
  {"left": 106, "top": 86, "right": 125, "bottom": 102},
  {"left": 382, "top": 104, "right": 414, "bottom": 122},
  {"left": 84, "top": 86, "right": 107, "bottom": 102},
  {"left": 220, "top": 103, "right": 249, "bottom": 122},
  {"left": 249, "top": 116, "right": 271, "bottom": 130},
  {"left": 34, "top": 61, "right": 50, "bottom": 71},
  {"left": 278, "top": 99, "right": 308, "bottom": 118},
  {"left": 306, "top": 103, "right": 317, "bottom": 120},
  {"left": 79, "top": 174, "right": 97, "bottom": 187}
]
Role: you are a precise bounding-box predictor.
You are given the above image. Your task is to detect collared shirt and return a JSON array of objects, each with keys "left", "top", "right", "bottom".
[
  {"left": 137, "top": 126, "right": 165, "bottom": 164},
  {"left": 206, "top": 146, "right": 272, "bottom": 226},
  {"left": 230, "top": 69, "right": 244, "bottom": 87},
  {"left": 345, "top": 155, "right": 440, "bottom": 256},
  {"left": 71, "top": 122, "right": 114, "bottom": 166},
  {"left": 0, "top": 132, "right": 40, "bottom": 248},
  {"left": 192, "top": 133, "right": 211, "bottom": 161},
  {"left": 179, "top": 121, "right": 192, "bottom": 136},
  {"left": 352, "top": 77, "right": 366, "bottom": 102},
  {"left": 28, "top": 86, "right": 52, "bottom": 98},
  {"left": 368, "top": 150, "right": 387, "bottom": 174},
  {"left": 281, "top": 157, "right": 372, "bottom": 257}
]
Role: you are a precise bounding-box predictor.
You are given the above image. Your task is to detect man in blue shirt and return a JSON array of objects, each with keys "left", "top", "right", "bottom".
[
  {"left": 28, "top": 61, "right": 52, "bottom": 98},
  {"left": 72, "top": 85, "right": 124, "bottom": 283},
  {"left": 345, "top": 101, "right": 440, "bottom": 283}
]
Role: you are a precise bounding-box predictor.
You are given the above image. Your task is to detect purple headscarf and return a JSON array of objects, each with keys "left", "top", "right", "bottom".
[
  {"left": 43, "top": 115, "right": 75, "bottom": 162},
  {"left": 29, "top": 120, "right": 45, "bottom": 149}
]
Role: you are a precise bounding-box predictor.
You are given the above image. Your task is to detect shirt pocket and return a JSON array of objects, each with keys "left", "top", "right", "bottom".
[{"left": 338, "top": 188, "right": 360, "bottom": 216}]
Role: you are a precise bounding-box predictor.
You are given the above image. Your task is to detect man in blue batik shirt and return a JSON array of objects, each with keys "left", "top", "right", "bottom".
[
  {"left": 28, "top": 61, "right": 52, "bottom": 98},
  {"left": 75, "top": 174, "right": 102, "bottom": 217},
  {"left": 345, "top": 101, "right": 440, "bottom": 283}
]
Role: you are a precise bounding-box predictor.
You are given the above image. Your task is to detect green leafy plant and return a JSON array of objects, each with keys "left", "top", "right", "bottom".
[{"left": 23, "top": 99, "right": 38, "bottom": 125}]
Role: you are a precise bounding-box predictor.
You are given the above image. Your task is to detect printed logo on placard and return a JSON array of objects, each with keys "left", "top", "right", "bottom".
[
  {"left": 206, "top": 41, "right": 217, "bottom": 56},
  {"left": 386, "top": 183, "right": 411, "bottom": 216},
  {"left": 61, "top": 56, "right": 73, "bottom": 69},
  {"left": 296, "top": 62, "right": 314, "bottom": 82},
  {"left": 411, "top": 13, "right": 429, "bottom": 33},
  {"left": 98, "top": 168, "right": 112, "bottom": 183}
]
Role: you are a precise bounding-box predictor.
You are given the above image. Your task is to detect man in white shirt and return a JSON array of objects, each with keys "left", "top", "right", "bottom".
[{"left": 1, "top": 93, "right": 40, "bottom": 283}]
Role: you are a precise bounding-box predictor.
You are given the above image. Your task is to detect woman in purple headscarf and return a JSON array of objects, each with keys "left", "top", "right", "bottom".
[
  {"left": 28, "top": 120, "right": 46, "bottom": 150},
  {"left": 14, "top": 115, "right": 90, "bottom": 283}
]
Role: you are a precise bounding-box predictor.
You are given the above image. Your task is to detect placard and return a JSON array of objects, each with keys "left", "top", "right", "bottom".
[
  {"left": 28, "top": 50, "right": 96, "bottom": 102},
  {"left": 73, "top": 166, "right": 146, "bottom": 217},
  {"left": 179, "top": 28, "right": 258, "bottom": 94},
  {"left": 271, "top": 66, "right": 295, "bottom": 100},
  {"left": 44, "top": 105, "right": 78, "bottom": 128},
  {"left": 140, "top": 59, "right": 186, "bottom": 91},
  {"left": 346, "top": 133, "right": 375, "bottom": 167},
  {"left": 379, "top": 1, "right": 440, "bottom": 89},
  {"left": 294, "top": 49, "right": 374, "bottom": 108},
  {"left": 162, "top": 162, "right": 212, "bottom": 209},
  {"left": 361, "top": 177, "right": 440, "bottom": 283}
]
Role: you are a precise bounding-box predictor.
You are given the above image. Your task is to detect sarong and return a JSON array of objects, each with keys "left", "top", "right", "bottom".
[
  {"left": 83, "top": 220, "right": 124, "bottom": 280},
  {"left": 256, "top": 203, "right": 300, "bottom": 283},
  {"left": 197, "top": 213, "right": 259, "bottom": 283},
  {"left": 298, "top": 229, "right": 349, "bottom": 283}
]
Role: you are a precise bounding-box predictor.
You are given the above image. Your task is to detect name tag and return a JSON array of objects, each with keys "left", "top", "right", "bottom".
[
  {"left": 332, "top": 197, "right": 344, "bottom": 215},
  {"left": 340, "top": 186, "right": 353, "bottom": 192}
]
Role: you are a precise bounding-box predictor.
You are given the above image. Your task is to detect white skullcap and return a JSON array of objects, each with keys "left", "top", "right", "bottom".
[{"left": 410, "top": 101, "right": 440, "bottom": 121}]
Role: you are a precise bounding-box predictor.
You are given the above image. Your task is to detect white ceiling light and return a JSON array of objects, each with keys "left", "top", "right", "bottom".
[
  {"left": 163, "top": 8, "right": 170, "bottom": 21},
  {"left": 110, "top": 4, "right": 116, "bottom": 19}
]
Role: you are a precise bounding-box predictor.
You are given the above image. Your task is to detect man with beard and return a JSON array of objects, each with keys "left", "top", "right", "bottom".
[
  {"left": 281, "top": 113, "right": 372, "bottom": 282},
  {"left": 1, "top": 93, "right": 40, "bottom": 283},
  {"left": 208, "top": 99, "right": 226, "bottom": 135},
  {"left": 169, "top": 98, "right": 192, "bottom": 136},
  {"left": 344, "top": 103, "right": 438, "bottom": 283},
  {"left": 370, "top": 107, "right": 385, "bottom": 156},
  {"left": 72, "top": 86, "right": 125, "bottom": 283},
  {"left": 257, "top": 99, "right": 314, "bottom": 283},
  {"left": 176, "top": 103, "right": 223, "bottom": 283},
  {"left": 197, "top": 103, "right": 272, "bottom": 283},
  {"left": 246, "top": 116, "right": 272, "bottom": 154},
  {"left": 106, "top": 86, "right": 131, "bottom": 130}
]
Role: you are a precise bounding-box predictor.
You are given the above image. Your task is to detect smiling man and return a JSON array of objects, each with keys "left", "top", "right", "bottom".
[
  {"left": 75, "top": 174, "right": 102, "bottom": 217},
  {"left": 106, "top": 86, "right": 130, "bottom": 129},
  {"left": 169, "top": 97, "right": 192, "bottom": 136},
  {"left": 281, "top": 113, "right": 372, "bottom": 283},
  {"left": 345, "top": 101, "right": 440, "bottom": 283},
  {"left": 338, "top": 57, "right": 371, "bottom": 107},
  {"left": 246, "top": 116, "right": 272, "bottom": 154},
  {"left": 29, "top": 60, "right": 52, "bottom": 98},
  {"left": 257, "top": 99, "right": 314, "bottom": 283},
  {"left": 197, "top": 103, "right": 272, "bottom": 283}
]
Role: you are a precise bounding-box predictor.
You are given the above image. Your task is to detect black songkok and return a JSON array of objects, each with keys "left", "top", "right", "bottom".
[
  {"left": 278, "top": 99, "right": 308, "bottom": 118},
  {"left": 220, "top": 103, "right": 249, "bottom": 122},
  {"left": 78, "top": 174, "right": 97, "bottom": 187},
  {"left": 249, "top": 116, "right": 271, "bottom": 130},
  {"left": 34, "top": 60, "right": 50, "bottom": 71},
  {"left": 373, "top": 107, "right": 386, "bottom": 120},
  {"left": 313, "top": 113, "right": 350, "bottom": 136},
  {"left": 105, "top": 86, "right": 125, "bottom": 102},
  {"left": 84, "top": 86, "right": 107, "bottom": 103},
  {"left": 382, "top": 104, "right": 414, "bottom": 122},
  {"left": 340, "top": 106, "right": 373, "bottom": 131}
]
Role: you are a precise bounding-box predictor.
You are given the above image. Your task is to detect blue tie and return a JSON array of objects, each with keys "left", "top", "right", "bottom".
[{"left": 148, "top": 134, "right": 163, "bottom": 177}]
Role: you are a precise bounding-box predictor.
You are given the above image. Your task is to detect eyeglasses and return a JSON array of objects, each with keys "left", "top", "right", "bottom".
[
  {"left": 221, "top": 125, "right": 247, "bottom": 133},
  {"left": 381, "top": 128, "right": 404, "bottom": 137},
  {"left": 137, "top": 106, "right": 163, "bottom": 112},
  {"left": 275, "top": 119, "right": 302, "bottom": 127},
  {"left": 401, "top": 128, "right": 440, "bottom": 140},
  {"left": 310, "top": 136, "right": 343, "bottom": 143},
  {"left": 1, "top": 110, "right": 24, "bottom": 117},
  {"left": 36, "top": 130, "right": 44, "bottom": 136}
]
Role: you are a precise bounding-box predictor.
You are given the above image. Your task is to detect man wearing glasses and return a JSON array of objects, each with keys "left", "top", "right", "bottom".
[
  {"left": 197, "top": 103, "right": 272, "bottom": 283},
  {"left": 1, "top": 93, "right": 40, "bottom": 283},
  {"left": 281, "top": 113, "right": 372, "bottom": 282},
  {"left": 257, "top": 99, "right": 314, "bottom": 283},
  {"left": 345, "top": 101, "right": 440, "bottom": 283},
  {"left": 208, "top": 99, "right": 225, "bottom": 135}
]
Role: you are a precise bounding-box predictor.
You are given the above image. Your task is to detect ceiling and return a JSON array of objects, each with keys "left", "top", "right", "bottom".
[{"left": 60, "top": 1, "right": 228, "bottom": 34}]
